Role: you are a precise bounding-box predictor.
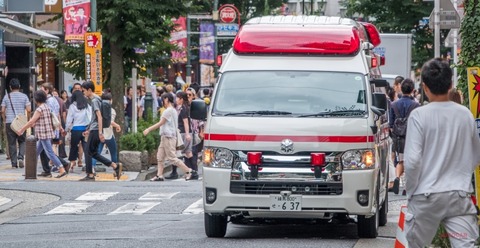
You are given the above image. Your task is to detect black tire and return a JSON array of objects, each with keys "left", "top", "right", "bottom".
[
  {"left": 357, "top": 178, "right": 380, "bottom": 238},
  {"left": 204, "top": 213, "right": 228, "bottom": 238},
  {"left": 357, "top": 212, "right": 379, "bottom": 238},
  {"left": 379, "top": 190, "right": 388, "bottom": 226}
]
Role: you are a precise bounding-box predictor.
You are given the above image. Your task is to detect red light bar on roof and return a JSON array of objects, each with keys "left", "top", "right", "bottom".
[
  {"left": 233, "top": 25, "right": 361, "bottom": 56},
  {"left": 360, "top": 22, "right": 381, "bottom": 47}
]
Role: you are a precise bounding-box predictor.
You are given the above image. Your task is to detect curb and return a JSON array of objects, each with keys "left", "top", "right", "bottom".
[{"left": 135, "top": 164, "right": 173, "bottom": 181}]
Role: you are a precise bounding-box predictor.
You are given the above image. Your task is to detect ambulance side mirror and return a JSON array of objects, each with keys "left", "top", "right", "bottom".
[
  {"left": 371, "top": 92, "right": 387, "bottom": 113},
  {"left": 190, "top": 99, "right": 207, "bottom": 121}
]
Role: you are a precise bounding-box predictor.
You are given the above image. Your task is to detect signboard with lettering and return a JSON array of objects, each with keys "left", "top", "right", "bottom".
[
  {"left": 85, "top": 32, "right": 103, "bottom": 95},
  {"left": 218, "top": 4, "right": 241, "bottom": 26},
  {"left": 5, "top": 0, "right": 44, "bottom": 13},
  {"left": 216, "top": 23, "right": 239, "bottom": 36}
]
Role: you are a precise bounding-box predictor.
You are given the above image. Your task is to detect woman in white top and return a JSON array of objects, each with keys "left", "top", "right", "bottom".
[
  {"left": 65, "top": 90, "right": 91, "bottom": 172},
  {"left": 143, "top": 93, "right": 197, "bottom": 181}
]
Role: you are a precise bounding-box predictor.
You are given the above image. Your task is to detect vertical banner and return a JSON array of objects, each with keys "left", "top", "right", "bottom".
[
  {"left": 169, "top": 17, "right": 187, "bottom": 63},
  {"left": 85, "top": 32, "right": 102, "bottom": 95},
  {"left": 63, "top": 0, "right": 91, "bottom": 43},
  {"left": 199, "top": 22, "right": 215, "bottom": 64},
  {"left": 467, "top": 67, "right": 480, "bottom": 214},
  {"left": 200, "top": 64, "right": 215, "bottom": 86}
]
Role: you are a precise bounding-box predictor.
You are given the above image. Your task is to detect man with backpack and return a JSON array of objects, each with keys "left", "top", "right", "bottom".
[
  {"left": 389, "top": 78, "right": 419, "bottom": 195},
  {"left": 80, "top": 81, "right": 121, "bottom": 181}
]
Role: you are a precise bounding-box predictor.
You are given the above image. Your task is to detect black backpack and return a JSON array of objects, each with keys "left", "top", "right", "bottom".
[
  {"left": 95, "top": 98, "right": 112, "bottom": 129},
  {"left": 392, "top": 102, "right": 418, "bottom": 137}
]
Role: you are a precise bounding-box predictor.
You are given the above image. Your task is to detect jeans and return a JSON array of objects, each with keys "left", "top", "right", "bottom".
[
  {"left": 6, "top": 123, "right": 26, "bottom": 166},
  {"left": 92, "top": 137, "right": 118, "bottom": 166},
  {"left": 85, "top": 130, "right": 112, "bottom": 174},
  {"left": 37, "top": 139, "right": 63, "bottom": 168},
  {"left": 124, "top": 116, "right": 131, "bottom": 134}
]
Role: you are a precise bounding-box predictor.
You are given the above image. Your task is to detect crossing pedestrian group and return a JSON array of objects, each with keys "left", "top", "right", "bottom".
[{"left": 1, "top": 78, "right": 210, "bottom": 182}]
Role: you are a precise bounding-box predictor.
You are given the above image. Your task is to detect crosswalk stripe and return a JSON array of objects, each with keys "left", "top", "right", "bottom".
[
  {"left": 139, "top": 192, "right": 179, "bottom": 201},
  {"left": 45, "top": 202, "right": 94, "bottom": 215},
  {"left": 182, "top": 199, "right": 203, "bottom": 215},
  {"left": 108, "top": 202, "right": 161, "bottom": 215},
  {"left": 75, "top": 192, "right": 118, "bottom": 201},
  {"left": 0, "top": 196, "right": 11, "bottom": 206}
]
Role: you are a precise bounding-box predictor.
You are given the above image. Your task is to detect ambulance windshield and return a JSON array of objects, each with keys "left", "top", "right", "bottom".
[{"left": 212, "top": 71, "right": 367, "bottom": 117}]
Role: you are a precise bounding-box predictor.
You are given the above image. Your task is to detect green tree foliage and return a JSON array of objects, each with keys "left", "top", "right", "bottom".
[
  {"left": 458, "top": 0, "right": 480, "bottom": 105},
  {"left": 52, "top": 0, "right": 195, "bottom": 131},
  {"left": 345, "top": 0, "right": 440, "bottom": 70}
]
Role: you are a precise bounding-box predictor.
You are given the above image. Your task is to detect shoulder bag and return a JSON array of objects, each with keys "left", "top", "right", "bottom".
[
  {"left": 7, "top": 92, "right": 27, "bottom": 134},
  {"left": 173, "top": 110, "right": 184, "bottom": 150}
]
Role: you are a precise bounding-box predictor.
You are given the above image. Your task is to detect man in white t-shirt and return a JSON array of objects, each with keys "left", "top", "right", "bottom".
[{"left": 404, "top": 58, "right": 480, "bottom": 247}]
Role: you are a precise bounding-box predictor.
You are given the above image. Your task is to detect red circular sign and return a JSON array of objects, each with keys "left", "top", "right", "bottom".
[{"left": 220, "top": 7, "right": 236, "bottom": 23}]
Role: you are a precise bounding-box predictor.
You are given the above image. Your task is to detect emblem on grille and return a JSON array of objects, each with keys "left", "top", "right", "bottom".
[{"left": 280, "top": 139, "right": 294, "bottom": 154}]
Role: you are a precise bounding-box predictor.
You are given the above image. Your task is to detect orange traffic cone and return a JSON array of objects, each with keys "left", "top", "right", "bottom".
[{"left": 395, "top": 205, "right": 408, "bottom": 248}]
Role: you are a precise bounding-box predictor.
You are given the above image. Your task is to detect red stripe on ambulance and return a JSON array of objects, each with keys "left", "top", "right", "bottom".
[{"left": 205, "top": 134, "right": 374, "bottom": 143}]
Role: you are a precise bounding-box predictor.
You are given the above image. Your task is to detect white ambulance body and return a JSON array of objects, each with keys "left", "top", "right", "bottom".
[{"left": 191, "top": 16, "right": 390, "bottom": 239}]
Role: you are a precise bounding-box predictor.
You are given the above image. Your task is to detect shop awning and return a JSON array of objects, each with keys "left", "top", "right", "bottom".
[{"left": 0, "top": 15, "right": 59, "bottom": 41}]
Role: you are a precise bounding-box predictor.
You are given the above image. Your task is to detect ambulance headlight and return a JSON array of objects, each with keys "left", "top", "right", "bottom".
[
  {"left": 203, "top": 147, "right": 234, "bottom": 168},
  {"left": 341, "top": 149, "right": 375, "bottom": 170}
]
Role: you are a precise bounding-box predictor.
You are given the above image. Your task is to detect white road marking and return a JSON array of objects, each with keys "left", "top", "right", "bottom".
[
  {"left": 75, "top": 192, "right": 118, "bottom": 201},
  {"left": 182, "top": 199, "right": 204, "bottom": 215},
  {"left": 139, "top": 192, "right": 179, "bottom": 201},
  {"left": 45, "top": 202, "right": 94, "bottom": 215},
  {"left": 108, "top": 202, "right": 161, "bottom": 215},
  {"left": 0, "top": 196, "right": 11, "bottom": 206}
]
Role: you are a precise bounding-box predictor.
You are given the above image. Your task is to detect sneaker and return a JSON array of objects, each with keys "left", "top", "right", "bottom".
[
  {"left": 165, "top": 173, "right": 179, "bottom": 180},
  {"left": 392, "top": 177, "right": 400, "bottom": 195},
  {"left": 11, "top": 165, "right": 18, "bottom": 168},
  {"left": 18, "top": 160, "right": 24, "bottom": 168},
  {"left": 51, "top": 166, "right": 59, "bottom": 173},
  {"left": 150, "top": 176, "right": 165, "bottom": 181},
  {"left": 79, "top": 175, "right": 95, "bottom": 181},
  {"left": 38, "top": 172, "right": 52, "bottom": 178},
  {"left": 185, "top": 170, "right": 198, "bottom": 181}
]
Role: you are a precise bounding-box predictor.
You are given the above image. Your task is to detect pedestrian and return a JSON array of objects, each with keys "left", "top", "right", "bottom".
[
  {"left": 91, "top": 92, "right": 122, "bottom": 169},
  {"left": 65, "top": 90, "right": 91, "bottom": 172},
  {"left": 1, "top": 78, "right": 31, "bottom": 168},
  {"left": 38, "top": 83, "right": 69, "bottom": 176},
  {"left": 164, "top": 91, "right": 194, "bottom": 179},
  {"left": 143, "top": 93, "right": 198, "bottom": 181},
  {"left": 186, "top": 87, "right": 204, "bottom": 175},
  {"left": 15, "top": 90, "right": 68, "bottom": 178},
  {"left": 404, "top": 58, "right": 480, "bottom": 247},
  {"left": 80, "top": 81, "right": 122, "bottom": 181},
  {"left": 393, "top": 76, "right": 404, "bottom": 99},
  {"left": 448, "top": 88, "right": 463, "bottom": 104},
  {"left": 123, "top": 86, "right": 134, "bottom": 133},
  {"left": 389, "top": 78, "right": 420, "bottom": 195}
]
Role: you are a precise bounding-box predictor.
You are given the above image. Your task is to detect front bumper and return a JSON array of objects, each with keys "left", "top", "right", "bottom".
[{"left": 203, "top": 167, "right": 378, "bottom": 218}]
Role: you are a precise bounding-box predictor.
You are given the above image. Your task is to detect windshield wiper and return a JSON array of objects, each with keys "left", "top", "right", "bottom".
[
  {"left": 223, "top": 110, "right": 293, "bottom": 116},
  {"left": 298, "top": 110, "right": 367, "bottom": 117}
]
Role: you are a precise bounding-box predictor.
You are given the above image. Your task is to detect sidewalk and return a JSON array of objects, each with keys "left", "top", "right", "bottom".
[{"left": 0, "top": 149, "right": 139, "bottom": 182}]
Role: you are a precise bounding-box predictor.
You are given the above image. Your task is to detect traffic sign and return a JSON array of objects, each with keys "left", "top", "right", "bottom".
[{"left": 428, "top": 0, "right": 460, "bottom": 29}]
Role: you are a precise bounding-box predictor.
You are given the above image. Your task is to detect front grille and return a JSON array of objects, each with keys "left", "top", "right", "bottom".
[{"left": 230, "top": 181, "right": 343, "bottom": 195}]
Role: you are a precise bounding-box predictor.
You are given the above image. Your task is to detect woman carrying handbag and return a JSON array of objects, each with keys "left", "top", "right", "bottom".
[
  {"left": 16, "top": 90, "right": 68, "bottom": 178},
  {"left": 143, "top": 93, "right": 198, "bottom": 181}
]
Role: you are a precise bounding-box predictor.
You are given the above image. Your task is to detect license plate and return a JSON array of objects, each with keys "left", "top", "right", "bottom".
[{"left": 269, "top": 194, "right": 302, "bottom": 211}]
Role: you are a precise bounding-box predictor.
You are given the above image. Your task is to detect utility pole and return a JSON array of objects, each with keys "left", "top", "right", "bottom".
[
  {"left": 186, "top": 17, "right": 192, "bottom": 85},
  {"left": 91, "top": 0, "right": 97, "bottom": 31},
  {"left": 453, "top": 0, "right": 458, "bottom": 87},
  {"left": 434, "top": 0, "right": 440, "bottom": 58},
  {"left": 213, "top": 0, "right": 219, "bottom": 78}
]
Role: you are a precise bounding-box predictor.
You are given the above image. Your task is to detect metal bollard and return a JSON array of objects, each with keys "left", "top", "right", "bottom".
[{"left": 25, "top": 135, "right": 37, "bottom": 179}]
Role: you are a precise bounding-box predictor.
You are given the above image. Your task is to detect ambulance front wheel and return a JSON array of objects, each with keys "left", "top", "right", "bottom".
[{"left": 205, "top": 213, "right": 228, "bottom": 238}]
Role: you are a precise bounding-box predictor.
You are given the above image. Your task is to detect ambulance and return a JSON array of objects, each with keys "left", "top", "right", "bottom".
[{"left": 190, "top": 16, "right": 390, "bottom": 238}]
